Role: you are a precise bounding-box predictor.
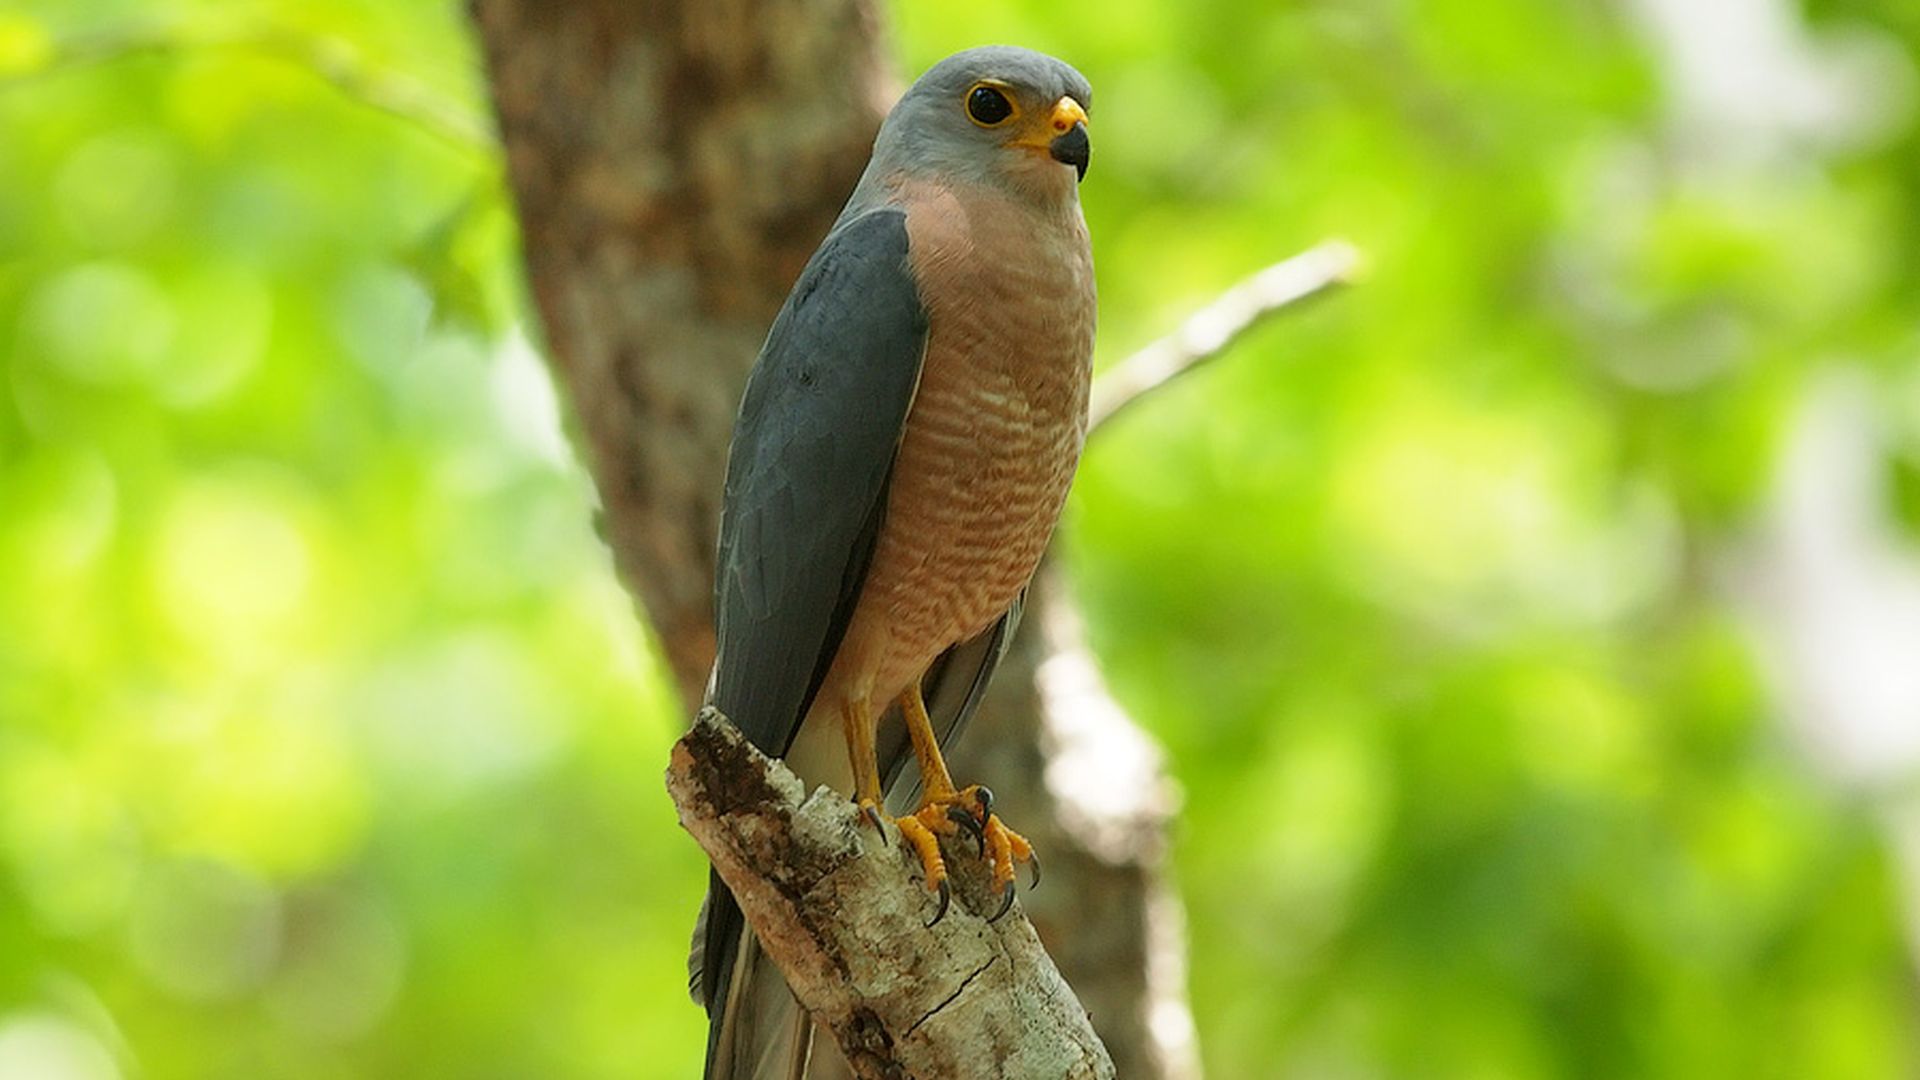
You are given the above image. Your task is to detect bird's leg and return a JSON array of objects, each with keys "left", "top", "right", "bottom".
[
  {"left": 841, "top": 698, "right": 886, "bottom": 835},
  {"left": 892, "top": 681, "right": 1038, "bottom": 925},
  {"left": 902, "top": 680, "right": 959, "bottom": 800}
]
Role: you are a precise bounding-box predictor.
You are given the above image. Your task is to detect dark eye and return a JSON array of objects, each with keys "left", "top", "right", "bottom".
[{"left": 966, "top": 85, "right": 1014, "bottom": 126}]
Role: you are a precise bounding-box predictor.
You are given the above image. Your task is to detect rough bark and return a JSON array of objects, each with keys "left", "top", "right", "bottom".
[
  {"left": 670, "top": 710, "right": 1115, "bottom": 1079},
  {"left": 471, "top": 4, "right": 1198, "bottom": 1075}
]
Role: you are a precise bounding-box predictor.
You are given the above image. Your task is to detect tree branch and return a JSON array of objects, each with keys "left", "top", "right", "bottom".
[
  {"left": 669, "top": 709, "right": 1116, "bottom": 1080},
  {"left": 1087, "top": 238, "right": 1361, "bottom": 434}
]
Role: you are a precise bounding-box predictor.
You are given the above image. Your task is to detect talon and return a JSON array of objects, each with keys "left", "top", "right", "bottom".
[
  {"left": 973, "top": 785, "right": 994, "bottom": 818},
  {"left": 947, "top": 804, "right": 985, "bottom": 855},
  {"left": 900, "top": 782, "right": 1038, "bottom": 922},
  {"left": 982, "top": 811, "right": 1036, "bottom": 900},
  {"left": 858, "top": 800, "right": 886, "bottom": 836},
  {"left": 925, "top": 877, "right": 951, "bottom": 927},
  {"left": 988, "top": 880, "right": 1016, "bottom": 923}
]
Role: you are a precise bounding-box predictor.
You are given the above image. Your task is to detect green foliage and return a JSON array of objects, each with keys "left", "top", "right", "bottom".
[{"left": 3, "top": 0, "right": 1917, "bottom": 1077}]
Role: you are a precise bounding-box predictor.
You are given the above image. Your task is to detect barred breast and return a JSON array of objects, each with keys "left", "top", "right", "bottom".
[{"left": 822, "top": 179, "right": 1095, "bottom": 719}]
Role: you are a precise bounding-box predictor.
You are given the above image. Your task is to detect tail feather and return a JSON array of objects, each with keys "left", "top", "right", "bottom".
[{"left": 707, "top": 921, "right": 813, "bottom": 1080}]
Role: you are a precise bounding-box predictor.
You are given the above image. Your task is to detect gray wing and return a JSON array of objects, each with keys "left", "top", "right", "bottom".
[
  {"left": 709, "top": 207, "right": 928, "bottom": 757},
  {"left": 697, "top": 208, "right": 928, "bottom": 1077}
]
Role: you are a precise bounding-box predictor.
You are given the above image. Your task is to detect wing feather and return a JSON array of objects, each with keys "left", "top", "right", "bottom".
[
  {"left": 709, "top": 208, "right": 928, "bottom": 756},
  {"left": 696, "top": 208, "right": 928, "bottom": 1078}
]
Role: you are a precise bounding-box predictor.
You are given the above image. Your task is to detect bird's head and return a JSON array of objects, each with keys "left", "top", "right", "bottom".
[{"left": 874, "top": 46, "right": 1093, "bottom": 203}]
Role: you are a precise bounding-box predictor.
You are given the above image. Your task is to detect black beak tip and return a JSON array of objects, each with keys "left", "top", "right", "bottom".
[{"left": 1049, "top": 123, "right": 1090, "bottom": 181}]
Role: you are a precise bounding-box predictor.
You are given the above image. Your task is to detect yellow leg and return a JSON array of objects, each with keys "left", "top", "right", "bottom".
[
  {"left": 900, "top": 680, "right": 957, "bottom": 800},
  {"left": 890, "top": 680, "right": 1038, "bottom": 925},
  {"left": 841, "top": 698, "right": 884, "bottom": 831}
]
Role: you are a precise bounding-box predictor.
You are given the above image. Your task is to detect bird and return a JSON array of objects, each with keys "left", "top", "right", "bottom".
[{"left": 689, "top": 45, "right": 1096, "bottom": 1080}]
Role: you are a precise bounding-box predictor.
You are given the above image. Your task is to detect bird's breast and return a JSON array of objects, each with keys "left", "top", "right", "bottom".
[{"left": 841, "top": 183, "right": 1095, "bottom": 697}]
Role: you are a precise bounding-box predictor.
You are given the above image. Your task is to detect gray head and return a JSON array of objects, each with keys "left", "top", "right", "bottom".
[{"left": 857, "top": 46, "right": 1093, "bottom": 205}]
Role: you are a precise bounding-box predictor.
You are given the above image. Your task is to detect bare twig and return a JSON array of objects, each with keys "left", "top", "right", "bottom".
[
  {"left": 1087, "top": 238, "right": 1361, "bottom": 433},
  {"left": 668, "top": 709, "right": 1116, "bottom": 1080}
]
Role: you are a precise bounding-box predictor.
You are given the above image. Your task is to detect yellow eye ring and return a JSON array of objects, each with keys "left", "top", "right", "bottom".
[{"left": 964, "top": 81, "right": 1018, "bottom": 127}]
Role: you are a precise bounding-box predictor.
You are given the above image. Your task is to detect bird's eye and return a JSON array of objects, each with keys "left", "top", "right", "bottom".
[{"left": 965, "top": 84, "right": 1015, "bottom": 126}]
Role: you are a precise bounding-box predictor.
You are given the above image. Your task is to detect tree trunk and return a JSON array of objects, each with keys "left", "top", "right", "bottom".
[
  {"left": 471, "top": 0, "right": 892, "bottom": 705},
  {"left": 471, "top": 4, "right": 1197, "bottom": 1076}
]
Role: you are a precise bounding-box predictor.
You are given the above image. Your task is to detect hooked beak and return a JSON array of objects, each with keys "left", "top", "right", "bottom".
[{"left": 1046, "top": 96, "right": 1091, "bottom": 180}]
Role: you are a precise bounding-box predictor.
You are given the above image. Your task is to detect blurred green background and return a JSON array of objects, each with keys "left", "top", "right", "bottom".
[{"left": 5, "top": 0, "right": 1920, "bottom": 1076}]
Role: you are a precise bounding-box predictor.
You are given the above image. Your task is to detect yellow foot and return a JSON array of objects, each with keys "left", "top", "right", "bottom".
[
  {"left": 981, "top": 810, "right": 1038, "bottom": 920},
  {"left": 894, "top": 786, "right": 1040, "bottom": 925},
  {"left": 893, "top": 804, "right": 956, "bottom": 926},
  {"left": 962, "top": 785, "right": 1038, "bottom": 922}
]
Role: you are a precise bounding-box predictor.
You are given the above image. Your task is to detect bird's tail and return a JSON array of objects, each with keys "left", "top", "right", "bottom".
[{"left": 693, "top": 881, "right": 814, "bottom": 1080}]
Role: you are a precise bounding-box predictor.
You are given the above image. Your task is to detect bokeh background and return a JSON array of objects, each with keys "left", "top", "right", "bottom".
[{"left": 5, "top": 0, "right": 1920, "bottom": 1076}]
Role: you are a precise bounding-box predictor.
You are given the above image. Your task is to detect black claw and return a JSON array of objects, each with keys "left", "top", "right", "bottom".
[
  {"left": 988, "top": 880, "right": 1017, "bottom": 923},
  {"left": 925, "top": 878, "right": 951, "bottom": 928},
  {"left": 1026, "top": 852, "right": 1043, "bottom": 890},
  {"left": 973, "top": 785, "right": 995, "bottom": 818},
  {"left": 860, "top": 803, "right": 886, "bottom": 836},
  {"left": 947, "top": 804, "right": 985, "bottom": 855}
]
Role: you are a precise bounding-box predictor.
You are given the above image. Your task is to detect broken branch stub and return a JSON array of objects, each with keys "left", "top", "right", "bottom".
[{"left": 668, "top": 708, "right": 1116, "bottom": 1080}]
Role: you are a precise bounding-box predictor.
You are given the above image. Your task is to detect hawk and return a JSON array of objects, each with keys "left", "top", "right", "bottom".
[{"left": 692, "top": 45, "right": 1095, "bottom": 1080}]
